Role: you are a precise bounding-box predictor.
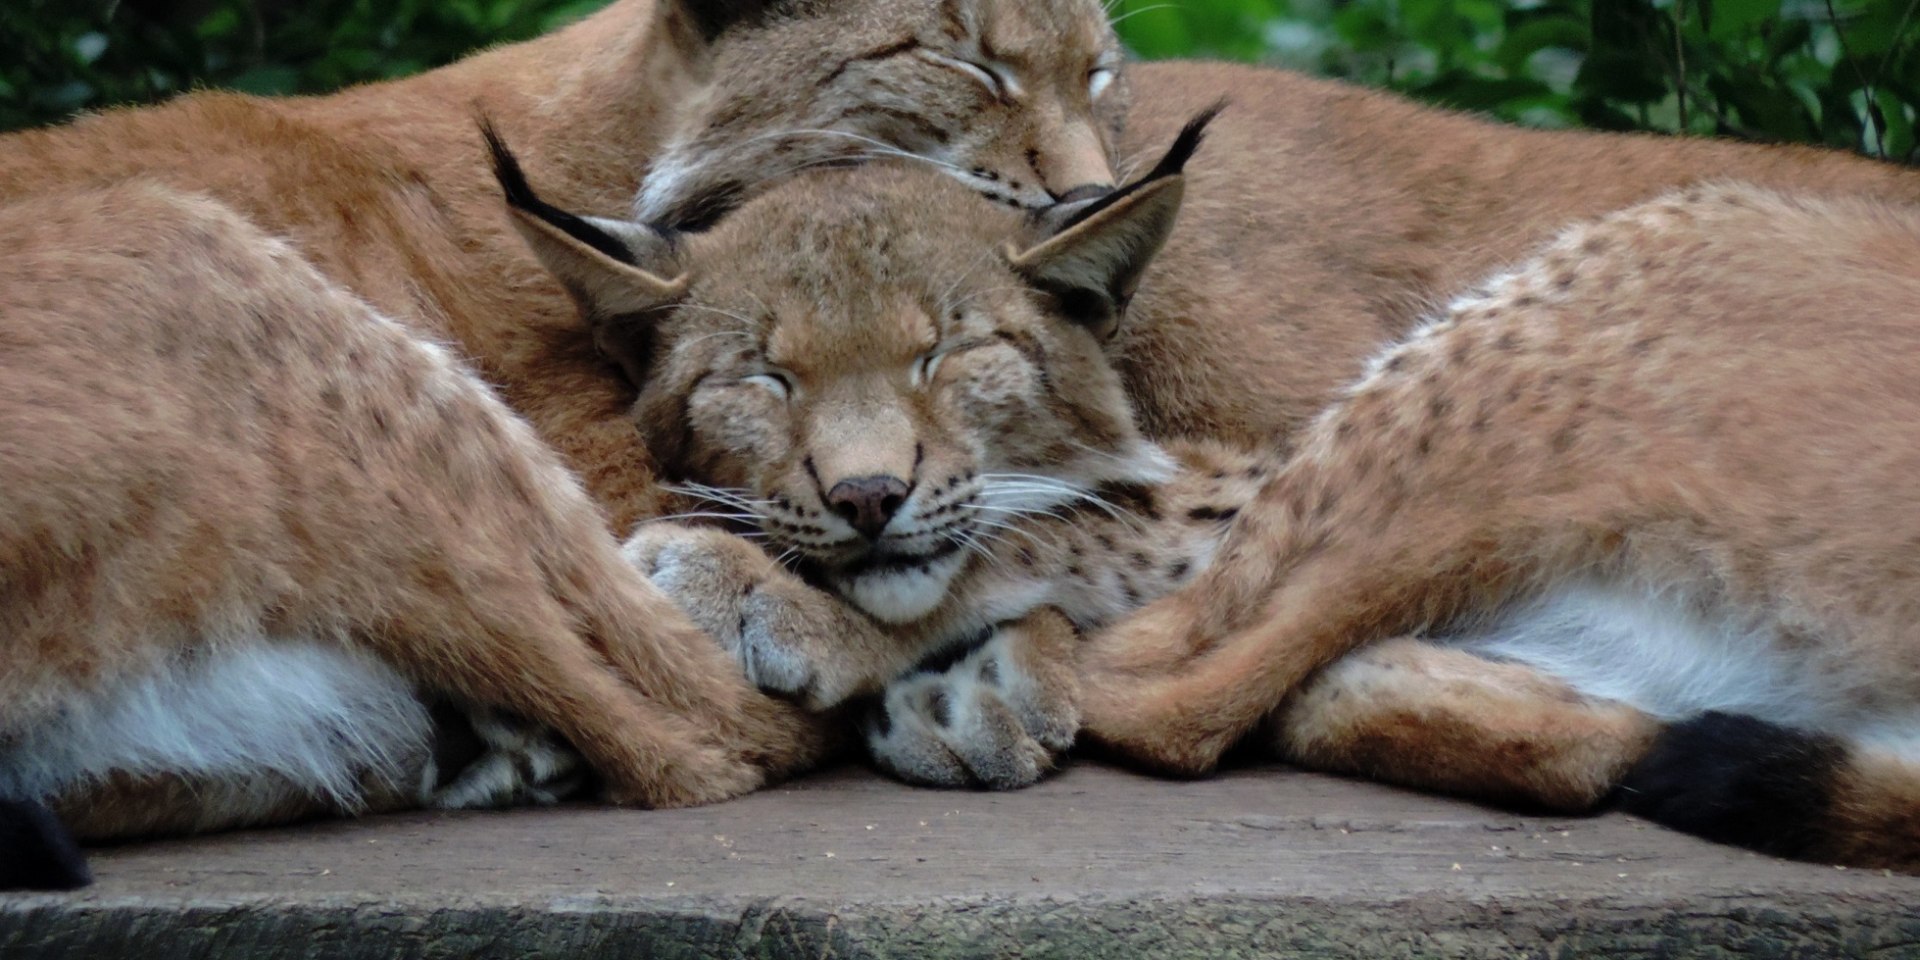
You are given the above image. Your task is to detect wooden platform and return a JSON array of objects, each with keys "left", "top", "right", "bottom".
[{"left": 5, "top": 762, "right": 1918, "bottom": 958}]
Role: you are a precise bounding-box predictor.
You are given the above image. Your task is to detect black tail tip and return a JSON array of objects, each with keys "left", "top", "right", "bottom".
[
  {"left": 1617, "top": 712, "right": 1841, "bottom": 861},
  {"left": 0, "top": 799, "right": 91, "bottom": 892}
]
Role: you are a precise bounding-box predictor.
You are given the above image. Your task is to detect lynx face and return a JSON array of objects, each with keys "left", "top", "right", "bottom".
[
  {"left": 639, "top": 173, "right": 1170, "bottom": 622},
  {"left": 637, "top": 0, "right": 1126, "bottom": 229},
  {"left": 491, "top": 122, "right": 1205, "bottom": 625}
]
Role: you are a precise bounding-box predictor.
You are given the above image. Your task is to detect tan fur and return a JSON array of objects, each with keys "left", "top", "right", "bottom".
[
  {"left": 1107, "top": 62, "right": 1920, "bottom": 449},
  {"left": 0, "top": 0, "right": 1130, "bottom": 836},
  {"left": 1268, "top": 638, "right": 1659, "bottom": 811},
  {"left": 17, "top": 1, "right": 1920, "bottom": 839},
  {"left": 1077, "top": 184, "right": 1920, "bottom": 828},
  {"left": 0, "top": 180, "right": 828, "bottom": 832}
]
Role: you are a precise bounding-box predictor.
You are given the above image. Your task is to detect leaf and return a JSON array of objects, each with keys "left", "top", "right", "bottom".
[
  {"left": 1706, "top": 71, "right": 1817, "bottom": 139},
  {"left": 1869, "top": 88, "right": 1914, "bottom": 159},
  {"left": 1707, "top": 0, "right": 1781, "bottom": 39},
  {"left": 1762, "top": 18, "right": 1814, "bottom": 62},
  {"left": 1495, "top": 17, "right": 1591, "bottom": 72}
]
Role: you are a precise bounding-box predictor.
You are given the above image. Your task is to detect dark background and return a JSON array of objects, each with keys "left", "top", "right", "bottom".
[{"left": 2, "top": 0, "right": 1915, "bottom": 159}]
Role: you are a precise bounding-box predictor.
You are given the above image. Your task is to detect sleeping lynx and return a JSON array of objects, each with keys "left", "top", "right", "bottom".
[{"left": 510, "top": 104, "right": 1920, "bottom": 873}]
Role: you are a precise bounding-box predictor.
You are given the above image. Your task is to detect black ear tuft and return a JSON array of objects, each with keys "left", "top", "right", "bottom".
[
  {"left": 1053, "top": 99, "right": 1225, "bottom": 234},
  {"left": 478, "top": 115, "right": 641, "bottom": 266},
  {"left": 1144, "top": 98, "right": 1228, "bottom": 183},
  {"left": 0, "top": 798, "right": 91, "bottom": 891}
]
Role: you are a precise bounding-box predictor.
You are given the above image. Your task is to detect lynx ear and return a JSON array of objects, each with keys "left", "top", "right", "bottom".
[
  {"left": 1008, "top": 104, "right": 1221, "bottom": 339},
  {"left": 484, "top": 120, "right": 688, "bottom": 383}
]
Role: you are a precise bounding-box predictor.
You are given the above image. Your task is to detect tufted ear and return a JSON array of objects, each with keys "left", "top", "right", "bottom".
[
  {"left": 484, "top": 120, "right": 688, "bottom": 384},
  {"left": 1008, "top": 103, "right": 1221, "bottom": 339}
]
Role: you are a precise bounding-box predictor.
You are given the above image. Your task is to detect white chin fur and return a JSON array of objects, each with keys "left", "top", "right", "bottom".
[{"left": 837, "top": 550, "right": 968, "bottom": 624}]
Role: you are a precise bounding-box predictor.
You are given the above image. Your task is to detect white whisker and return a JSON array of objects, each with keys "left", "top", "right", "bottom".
[{"left": 1109, "top": 3, "right": 1178, "bottom": 26}]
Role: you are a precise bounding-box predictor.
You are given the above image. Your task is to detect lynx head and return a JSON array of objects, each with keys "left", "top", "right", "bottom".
[
  {"left": 493, "top": 113, "right": 1212, "bottom": 624},
  {"left": 639, "top": 0, "right": 1127, "bottom": 229}
]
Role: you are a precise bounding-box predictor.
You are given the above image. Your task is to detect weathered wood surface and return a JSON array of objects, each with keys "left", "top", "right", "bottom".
[{"left": 5, "top": 763, "right": 1918, "bottom": 958}]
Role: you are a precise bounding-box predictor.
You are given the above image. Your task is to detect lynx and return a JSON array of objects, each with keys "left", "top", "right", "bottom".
[
  {"left": 1064, "top": 181, "right": 1920, "bottom": 872},
  {"left": 509, "top": 100, "right": 1920, "bottom": 871}
]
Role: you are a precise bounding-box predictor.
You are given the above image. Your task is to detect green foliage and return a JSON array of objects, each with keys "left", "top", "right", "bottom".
[
  {"left": 2, "top": 0, "right": 1915, "bottom": 160},
  {"left": 1108, "top": 0, "right": 1919, "bottom": 160},
  {"left": 0, "top": 0, "right": 604, "bottom": 131}
]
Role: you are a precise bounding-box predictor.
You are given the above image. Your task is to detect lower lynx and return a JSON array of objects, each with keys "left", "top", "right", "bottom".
[{"left": 507, "top": 107, "right": 1920, "bottom": 871}]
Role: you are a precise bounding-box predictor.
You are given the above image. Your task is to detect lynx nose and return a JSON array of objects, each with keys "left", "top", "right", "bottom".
[{"left": 826, "top": 475, "right": 910, "bottom": 540}]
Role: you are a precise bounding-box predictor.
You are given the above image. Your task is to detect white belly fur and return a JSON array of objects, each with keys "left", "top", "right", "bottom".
[
  {"left": 1446, "top": 578, "right": 1918, "bottom": 757},
  {"left": 0, "top": 641, "right": 432, "bottom": 810}
]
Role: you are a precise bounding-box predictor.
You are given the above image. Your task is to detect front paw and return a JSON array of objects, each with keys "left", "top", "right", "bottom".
[
  {"left": 622, "top": 523, "right": 877, "bottom": 709},
  {"left": 866, "top": 610, "right": 1080, "bottom": 790}
]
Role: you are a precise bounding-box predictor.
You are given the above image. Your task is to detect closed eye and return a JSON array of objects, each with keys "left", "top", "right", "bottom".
[
  {"left": 913, "top": 336, "right": 998, "bottom": 387},
  {"left": 927, "top": 52, "right": 1012, "bottom": 99},
  {"left": 743, "top": 370, "right": 797, "bottom": 399}
]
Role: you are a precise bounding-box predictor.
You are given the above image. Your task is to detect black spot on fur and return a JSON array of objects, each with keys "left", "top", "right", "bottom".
[
  {"left": 1166, "top": 559, "right": 1191, "bottom": 580},
  {"left": 910, "top": 626, "right": 995, "bottom": 675},
  {"left": 1098, "top": 482, "right": 1161, "bottom": 521},
  {"left": 1617, "top": 712, "right": 1842, "bottom": 861},
  {"left": 0, "top": 799, "right": 90, "bottom": 891},
  {"left": 1187, "top": 505, "right": 1238, "bottom": 523}
]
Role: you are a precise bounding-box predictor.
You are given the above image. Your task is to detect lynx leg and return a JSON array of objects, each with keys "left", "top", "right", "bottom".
[
  {"left": 1268, "top": 636, "right": 1660, "bottom": 811},
  {"left": 1072, "top": 236, "right": 1675, "bottom": 775}
]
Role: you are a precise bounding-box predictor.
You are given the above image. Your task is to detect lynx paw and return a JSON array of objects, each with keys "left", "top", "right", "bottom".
[
  {"left": 430, "top": 706, "right": 589, "bottom": 810},
  {"left": 866, "top": 613, "right": 1081, "bottom": 790},
  {"left": 623, "top": 523, "right": 884, "bottom": 709}
]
